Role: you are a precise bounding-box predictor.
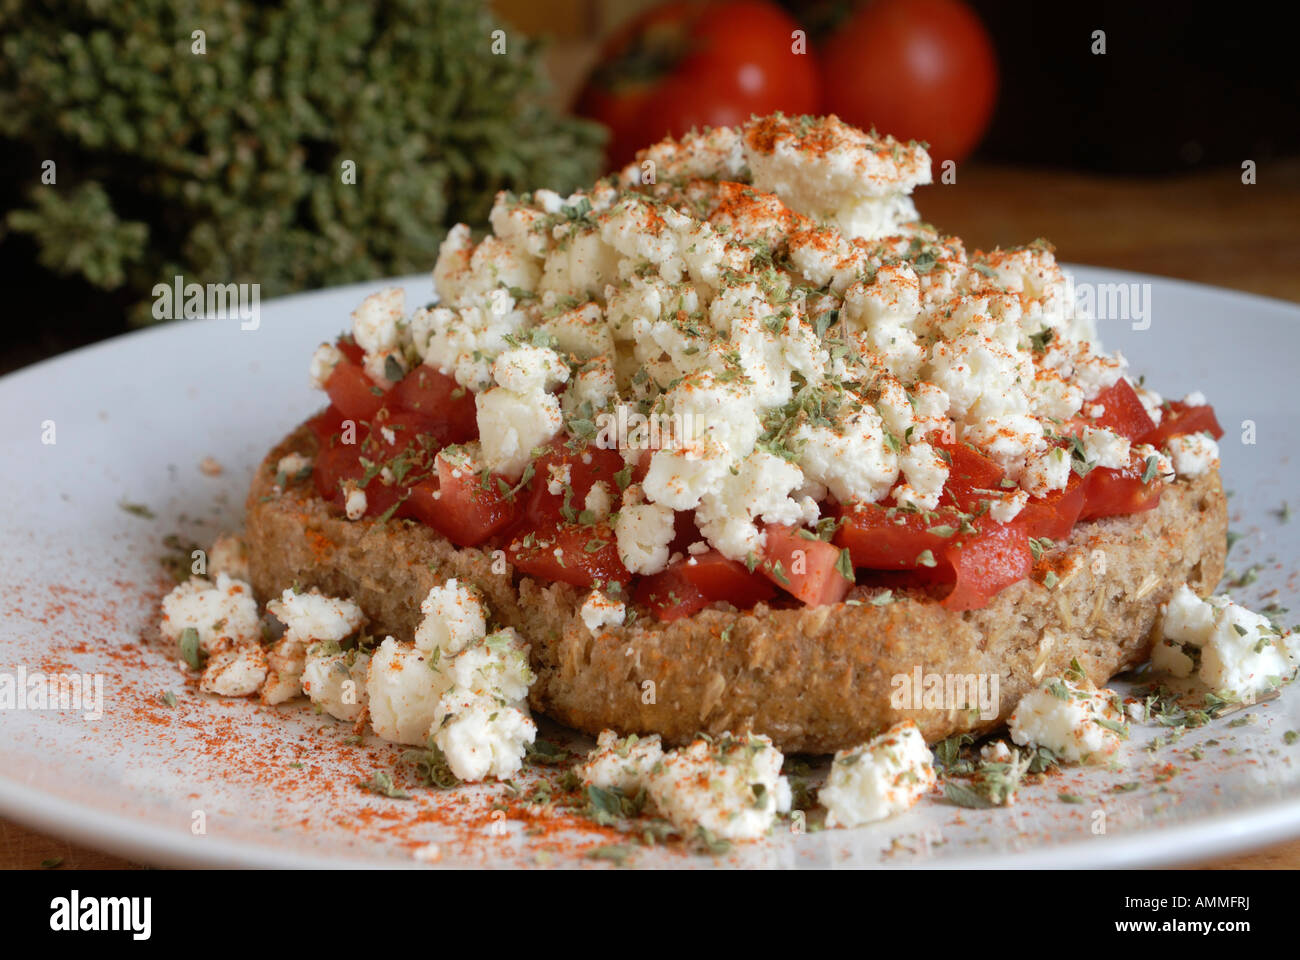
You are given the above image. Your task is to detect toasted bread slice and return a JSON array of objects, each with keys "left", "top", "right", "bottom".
[{"left": 245, "top": 420, "right": 1227, "bottom": 753}]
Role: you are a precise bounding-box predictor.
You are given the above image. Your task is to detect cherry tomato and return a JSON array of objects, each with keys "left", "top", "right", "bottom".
[
  {"left": 819, "top": 0, "right": 998, "bottom": 166},
  {"left": 576, "top": 1, "right": 821, "bottom": 169}
]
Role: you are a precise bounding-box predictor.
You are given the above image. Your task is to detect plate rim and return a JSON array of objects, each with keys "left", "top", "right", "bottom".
[{"left": 2, "top": 265, "right": 1298, "bottom": 869}]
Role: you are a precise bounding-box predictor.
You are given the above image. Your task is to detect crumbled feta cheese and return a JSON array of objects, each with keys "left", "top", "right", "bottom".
[
  {"left": 475, "top": 385, "right": 564, "bottom": 479},
  {"left": 1079, "top": 426, "right": 1131, "bottom": 470},
  {"left": 575, "top": 729, "right": 664, "bottom": 792},
  {"left": 413, "top": 579, "right": 487, "bottom": 657},
  {"left": 694, "top": 450, "right": 810, "bottom": 561},
  {"left": 584, "top": 480, "right": 614, "bottom": 520},
  {"left": 275, "top": 453, "right": 313, "bottom": 482},
  {"left": 309, "top": 342, "right": 344, "bottom": 389},
  {"left": 343, "top": 484, "right": 367, "bottom": 520},
  {"left": 819, "top": 720, "right": 936, "bottom": 827},
  {"left": 199, "top": 640, "right": 268, "bottom": 697},
  {"left": 579, "top": 591, "right": 626, "bottom": 634},
  {"left": 352, "top": 287, "right": 404, "bottom": 356},
  {"left": 794, "top": 404, "right": 898, "bottom": 505},
  {"left": 301, "top": 646, "right": 370, "bottom": 722},
  {"left": 262, "top": 633, "right": 308, "bottom": 705},
  {"left": 366, "top": 637, "right": 454, "bottom": 745},
  {"left": 1133, "top": 443, "right": 1175, "bottom": 482},
  {"left": 267, "top": 588, "right": 365, "bottom": 645},
  {"left": 893, "top": 442, "right": 950, "bottom": 511},
  {"left": 442, "top": 629, "right": 534, "bottom": 704},
  {"left": 1166, "top": 432, "right": 1220, "bottom": 478},
  {"left": 988, "top": 489, "right": 1029, "bottom": 523},
  {"left": 645, "top": 732, "right": 792, "bottom": 842},
  {"left": 1021, "top": 446, "right": 1071, "bottom": 497},
  {"left": 1008, "top": 673, "right": 1125, "bottom": 764},
  {"left": 492, "top": 344, "right": 569, "bottom": 394},
  {"left": 980, "top": 739, "right": 1013, "bottom": 763},
  {"left": 160, "top": 573, "right": 261, "bottom": 653},
  {"left": 1136, "top": 385, "right": 1164, "bottom": 425},
  {"left": 1153, "top": 584, "right": 1296, "bottom": 701},
  {"left": 431, "top": 691, "right": 536, "bottom": 782},
  {"left": 743, "top": 114, "right": 930, "bottom": 240},
  {"left": 545, "top": 461, "right": 572, "bottom": 496},
  {"left": 615, "top": 501, "right": 677, "bottom": 575}
]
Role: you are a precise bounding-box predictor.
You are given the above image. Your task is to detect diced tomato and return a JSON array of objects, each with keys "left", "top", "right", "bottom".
[
  {"left": 310, "top": 435, "right": 412, "bottom": 519},
  {"left": 507, "top": 521, "right": 631, "bottom": 589},
  {"left": 1079, "top": 462, "right": 1164, "bottom": 520},
  {"left": 305, "top": 404, "right": 346, "bottom": 447},
  {"left": 835, "top": 503, "right": 967, "bottom": 570},
  {"left": 367, "top": 411, "right": 444, "bottom": 459},
  {"left": 524, "top": 439, "right": 627, "bottom": 526},
  {"left": 1019, "top": 472, "right": 1087, "bottom": 541},
  {"left": 336, "top": 337, "right": 364, "bottom": 365},
  {"left": 391, "top": 366, "right": 478, "bottom": 443},
  {"left": 940, "top": 518, "right": 1033, "bottom": 612},
  {"left": 937, "top": 440, "right": 1006, "bottom": 510},
  {"left": 680, "top": 550, "right": 776, "bottom": 606},
  {"left": 403, "top": 459, "right": 521, "bottom": 547},
  {"left": 1085, "top": 378, "right": 1156, "bottom": 441},
  {"left": 312, "top": 438, "right": 362, "bottom": 504},
  {"left": 634, "top": 567, "right": 711, "bottom": 622},
  {"left": 356, "top": 477, "right": 406, "bottom": 520},
  {"left": 324, "top": 359, "right": 385, "bottom": 422},
  {"left": 1140, "top": 400, "right": 1224, "bottom": 446},
  {"left": 760, "top": 524, "right": 853, "bottom": 607}
]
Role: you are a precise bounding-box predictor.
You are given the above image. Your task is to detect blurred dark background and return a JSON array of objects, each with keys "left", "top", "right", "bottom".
[{"left": 2, "top": 0, "right": 1297, "bottom": 375}]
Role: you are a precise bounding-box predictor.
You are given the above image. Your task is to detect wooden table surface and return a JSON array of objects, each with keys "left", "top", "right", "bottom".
[{"left": 4, "top": 160, "right": 1298, "bottom": 870}]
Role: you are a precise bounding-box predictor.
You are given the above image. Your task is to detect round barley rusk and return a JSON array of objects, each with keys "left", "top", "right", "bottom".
[{"left": 245, "top": 421, "right": 1227, "bottom": 754}]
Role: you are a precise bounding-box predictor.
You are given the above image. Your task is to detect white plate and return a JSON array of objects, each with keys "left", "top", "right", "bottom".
[{"left": 2, "top": 268, "right": 1298, "bottom": 869}]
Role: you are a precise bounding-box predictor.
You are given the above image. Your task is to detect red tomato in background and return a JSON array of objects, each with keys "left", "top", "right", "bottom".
[
  {"left": 576, "top": 1, "right": 820, "bottom": 169},
  {"left": 819, "top": 0, "right": 998, "bottom": 166}
]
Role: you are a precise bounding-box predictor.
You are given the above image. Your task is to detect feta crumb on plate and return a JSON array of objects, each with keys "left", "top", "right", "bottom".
[
  {"left": 199, "top": 639, "right": 268, "bottom": 698},
  {"left": 645, "top": 732, "right": 792, "bottom": 842},
  {"left": 431, "top": 691, "right": 536, "bottom": 783},
  {"left": 575, "top": 729, "right": 664, "bottom": 793},
  {"left": 160, "top": 573, "right": 261, "bottom": 653},
  {"left": 366, "top": 636, "right": 453, "bottom": 746},
  {"left": 818, "top": 720, "right": 936, "bottom": 828},
  {"left": 1152, "top": 584, "right": 1296, "bottom": 701},
  {"left": 301, "top": 646, "right": 370, "bottom": 722},
  {"left": 1008, "top": 670, "right": 1126, "bottom": 764}
]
